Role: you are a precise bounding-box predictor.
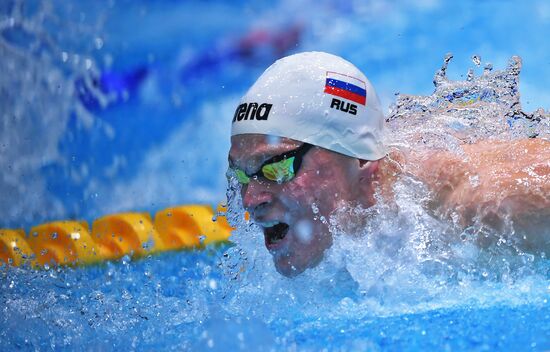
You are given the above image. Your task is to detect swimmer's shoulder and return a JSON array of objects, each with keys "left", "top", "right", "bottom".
[
  {"left": 462, "top": 138, "right": 550, "bottom": 163},
  {"left": 389, "top": 138, "right": 550, "bottom": 180},
  {"left": 377, "top": 138, "right": 549, "bottom": 212}
]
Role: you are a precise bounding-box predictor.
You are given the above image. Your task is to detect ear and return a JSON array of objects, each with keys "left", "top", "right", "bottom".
[
  {"left": 356, "top": 159, "right": 380, "bottom": 205},
  {"left": 358, "top": 159, "right": 380, "bottom": 183}
]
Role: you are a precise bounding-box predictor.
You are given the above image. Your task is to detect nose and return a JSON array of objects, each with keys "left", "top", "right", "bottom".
[{"left": 241, "top": 179, "right": 273, "bottom": 215}]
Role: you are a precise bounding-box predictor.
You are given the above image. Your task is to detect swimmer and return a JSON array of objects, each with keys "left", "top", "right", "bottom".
[{"left": 228, "top": 52, "right": 550, "bottom": 277}]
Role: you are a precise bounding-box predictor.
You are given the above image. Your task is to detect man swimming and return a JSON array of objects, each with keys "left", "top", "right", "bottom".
[{"left": 228, "top": 52, "right": 550, "bottom": 277}]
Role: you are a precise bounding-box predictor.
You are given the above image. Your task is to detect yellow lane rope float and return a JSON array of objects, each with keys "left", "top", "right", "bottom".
[
  {"left": 0, "top": 229, "right": 36, "bottom": 267},
  {"left": 0, "top": 204, "right": 234, "bottom": 268},
  {"left": 28, "top": 221, "right": 100, "bottom": 266},
  {"left": 92, "top": 212, "right": 166, "bottom": 259}
]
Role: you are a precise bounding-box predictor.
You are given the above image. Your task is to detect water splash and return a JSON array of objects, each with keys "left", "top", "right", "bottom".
[
  {"left": 0, "top": 0, "right": 106, "bottom": 226},
  {"left": 388, "top": 54, "right": 549, "bottom": 146}
]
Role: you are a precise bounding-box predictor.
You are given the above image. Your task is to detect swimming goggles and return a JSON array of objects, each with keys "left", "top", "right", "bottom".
[{"left": 232, "top": 143, "right": 313, "bottom": 185}]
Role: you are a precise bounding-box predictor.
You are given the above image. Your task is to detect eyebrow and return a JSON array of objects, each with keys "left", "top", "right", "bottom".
[
  {"left": 227, "top": 150, "right": 284, "bottom": 174},
  {"left": 228, "top": 155, "right": 269, "bottom": 175},
  {"left": 227, "top": 154, "right": 263, "bottom": 174}
]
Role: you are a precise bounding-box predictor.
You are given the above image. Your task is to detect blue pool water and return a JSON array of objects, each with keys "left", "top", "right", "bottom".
[
  {"left": 1, "top": 245, "right": 549, "bottom": 350},
  {"left": 1, "top": 1, "right": 550, "bottom": 350}
]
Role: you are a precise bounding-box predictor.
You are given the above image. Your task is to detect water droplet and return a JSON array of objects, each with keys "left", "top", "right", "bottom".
[
  {"left": 497, "top": 237, "right": 507, "bottom": 245},
  {"left": 121, "top": 290, "right": 132, "bottom": 300},
  {"left": 468, "top": 174, "right": 480, "bottom": 187},
  {"left": 94, "top": 37, "right": 104, "bottom": 50},
  {"left": 142, "top": 239, "right": 154, "bottom": 250},
  {"left": 267, "top": 135, "right": 281, "bottom": 145},
  {"left": 295, "top": 220, "right": 313, "bottom": 243},
  {"left": 483, "top": 62, "right": 493, "bottom": 75},
  {"left": 122, "top": 255, "right": 131, "bottom": 265},
  {"left": 311, "top": 203, "right": 319, "bottom": 214},
  {"left": 466, "top": 68, "right": 474, "bottom": 82},
  {"left": 433, "top": 53, "right": 453, "bottom": 87},
  {"left": 471, "top": 55, "right": 481, "bottom": 66},
  {"left": 507, "top": 56, "right": 522, "bottom": 75}
]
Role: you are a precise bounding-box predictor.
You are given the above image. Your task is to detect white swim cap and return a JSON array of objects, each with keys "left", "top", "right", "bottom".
[{"left": 231, "top": 51, "right": 386, "bottom": 160}]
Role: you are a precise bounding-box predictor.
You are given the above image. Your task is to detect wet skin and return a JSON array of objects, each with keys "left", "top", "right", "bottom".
[
  {"left": 229, "top": 134, "right": 379, "bottom": 277},
  {"left": 230, "top": 134, "right": 550, "bottom": 276},
  {"left": 408, "top": 138, "right": 550, "bottom": 251}
]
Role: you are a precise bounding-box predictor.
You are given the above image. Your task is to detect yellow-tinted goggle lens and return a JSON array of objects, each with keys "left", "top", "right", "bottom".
[
  {"left": 235, "top": 169, "right": 250, "bottom": 184},
  {"left": 261, "top": 157, "right": 295, "bottom": 183},
  {"left": 233, "top": 157, "right": 296, "bottom": 185}
]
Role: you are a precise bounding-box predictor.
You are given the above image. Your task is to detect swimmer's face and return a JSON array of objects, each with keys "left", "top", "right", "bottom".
[{"left": 229, "top": 134, "right": 368, "bottom": 277}]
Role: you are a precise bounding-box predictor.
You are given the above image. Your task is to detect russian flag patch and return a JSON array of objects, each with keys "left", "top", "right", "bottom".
[{"left": 324, "top": 71, "right": 367, "bottom": 106}]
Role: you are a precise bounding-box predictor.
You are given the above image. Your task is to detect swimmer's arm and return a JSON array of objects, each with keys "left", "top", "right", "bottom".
[{"left": 418, "top": 139, "right": 550, "bottom": 251}]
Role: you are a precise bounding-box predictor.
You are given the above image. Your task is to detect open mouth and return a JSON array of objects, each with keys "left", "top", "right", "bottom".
[{"left": 263, "top": 222, "right": 289, "bottom": 247}]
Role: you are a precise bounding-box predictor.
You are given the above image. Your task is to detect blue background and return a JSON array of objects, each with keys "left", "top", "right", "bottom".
[{"left": 1, "top": 0, "right": 549, "bottom": 228}]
